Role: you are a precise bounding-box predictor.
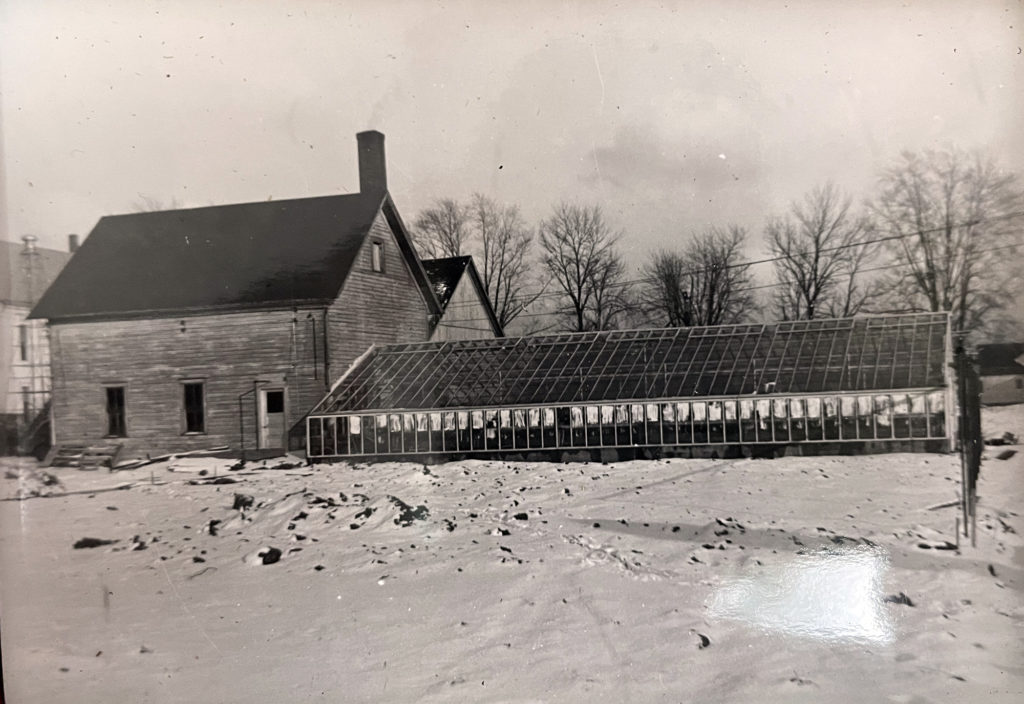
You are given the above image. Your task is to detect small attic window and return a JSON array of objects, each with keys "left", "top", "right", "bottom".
[{"left": 371, "top": 240, "right": 384, "bottom": 273}]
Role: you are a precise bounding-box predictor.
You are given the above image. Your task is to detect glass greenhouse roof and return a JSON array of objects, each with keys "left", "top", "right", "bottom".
[{"left": 311, "top": 312, "right": 950, "bottom": 414}]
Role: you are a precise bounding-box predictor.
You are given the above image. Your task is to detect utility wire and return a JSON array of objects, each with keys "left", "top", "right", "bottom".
[
  {"left": 436, "top": 240, "right": 1024, "bottom": 326},
  {"left": 440, "top": 209, "right": 1024, "bottom": 310}
]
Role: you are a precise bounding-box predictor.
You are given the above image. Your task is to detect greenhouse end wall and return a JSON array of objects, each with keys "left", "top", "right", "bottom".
[{"left": 306, "top": 388, "right": 951, "bottom": 461}]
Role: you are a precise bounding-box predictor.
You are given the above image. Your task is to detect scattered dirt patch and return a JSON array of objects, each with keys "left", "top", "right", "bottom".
[
  {"left": 73, "top": 537, "right": 118, "bottom": 549},
  {"left": 388, "top": 496, "right": 429, "bottom": 526}
]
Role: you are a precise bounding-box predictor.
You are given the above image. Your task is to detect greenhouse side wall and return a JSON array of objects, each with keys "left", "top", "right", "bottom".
[{"left": 306, "top": 388, "right": 951, "bottom": 462}]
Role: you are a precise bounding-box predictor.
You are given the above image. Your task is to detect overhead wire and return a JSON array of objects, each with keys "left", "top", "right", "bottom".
[
  {"left": 438, "top": 209, "right": 1024, "bottom": 311},
  {"left": 435, "top": 212, "right": 1024, "bottom": 326},
  {"left": 438, "top": 239, "right": 1024, "bottom": 327},
  {"left": 436, "top": 240, "right": 1024, "bottom": 325}
]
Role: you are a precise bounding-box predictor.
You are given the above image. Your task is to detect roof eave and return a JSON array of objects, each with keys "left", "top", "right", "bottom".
[
  {"left": 379, "top": 192, "right": 443, "bottom": 318},
  {"left": 980, "top": 367, "right": 1024, "bottom": 376},
  {"left": 33, "top": 298, "right": 335, "bottom": 324},
  {"left": 462, "top": 257, "right": 504, "bottom": 337}
]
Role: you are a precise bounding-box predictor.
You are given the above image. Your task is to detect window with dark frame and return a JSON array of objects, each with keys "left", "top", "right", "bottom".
[
  {"left": 106, "top": 386, "right": 126, "bottom": 437},
  {"left": 371, "top": 240, "right": 384, "bottom": 272},
  {"left": 183, "top": 382, "right": 205, "bottom": 433},
  {"left": 17, "top": 324, "right": 28, "bottom": 361}
]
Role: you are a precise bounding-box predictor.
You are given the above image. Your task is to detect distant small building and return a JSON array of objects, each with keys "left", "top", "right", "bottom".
[
  {"left": 422, "top": 256, "right": 503, "bottom": 341},
  {"left": 0, "top": 236, "right": 75, "bottom": 455},
  {"left": 28, "top": 132, "right": 500, "bottom": 459},
  {"left": 976, "top": 343, "right": 1024, "bottom": 406}
]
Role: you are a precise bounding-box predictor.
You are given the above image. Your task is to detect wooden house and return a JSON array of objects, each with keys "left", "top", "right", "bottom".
[
  {"left": 29, "top": 132, "right": 500, "bottom": 459},
  {"left": 977, "top": 343, "right": 1024, "bottom": 406}
]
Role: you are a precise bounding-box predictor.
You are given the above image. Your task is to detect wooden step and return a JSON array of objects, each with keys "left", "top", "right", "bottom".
[{"left": 47, "top": 443, "right": 123, "bottom": 470}]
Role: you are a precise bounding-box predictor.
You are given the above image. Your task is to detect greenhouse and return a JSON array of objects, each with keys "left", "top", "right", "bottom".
[{"left": 306, "top": 312, "right": 954, "bottom": 459}]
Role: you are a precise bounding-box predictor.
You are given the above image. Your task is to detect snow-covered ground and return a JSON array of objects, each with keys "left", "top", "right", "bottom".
[{"left": 1, "top": 409, "right": 1022, "bottom": 703}]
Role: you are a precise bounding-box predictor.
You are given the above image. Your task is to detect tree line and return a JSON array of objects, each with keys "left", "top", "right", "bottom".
[{"left": 412, "top": 147, "right": 1024, "bottom": 340}]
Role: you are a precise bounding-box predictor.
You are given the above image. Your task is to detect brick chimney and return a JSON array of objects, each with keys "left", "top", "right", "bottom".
[
  {"left": 68, "top": 234, "right": 80, "bottom": 252},
  {"left": 356, "top": 130, "right": 387, "bottom": 195}
]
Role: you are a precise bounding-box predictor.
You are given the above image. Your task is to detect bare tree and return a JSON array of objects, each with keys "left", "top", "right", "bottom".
[
  {"left": 871, "top": 148, "right": 1024, "bottom": 336},
  {"left": 822, "top": 229, "right": 877, "bottom": 318},
  {"left": 412, "top": 198, "right": 468, "bottom": 258},
  {"left": 642, "top": 226, "right": 754, "bottom": 327},
  {"left": 539, "top": 203, "right": 627, "bottom": 332},
  {"left": 132, "top": 195, "right": 184, "bottom": 212},
  {"left": 642, "top": 250, "right": 691, "bottom": 327},
  {"left": 468, "top": 193, "right": 546, "bottom": 330},
  {"left": 586, "top": 249, "right": 635, "bottom": 331},
  {"left": 766, "top": 182, "right": 877, "bottom": 320}
]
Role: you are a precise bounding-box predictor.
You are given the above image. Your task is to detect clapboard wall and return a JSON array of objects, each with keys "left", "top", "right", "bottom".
[
  {"left": 326, "top": 212, "right": 431, "bottom": 370},
  {"left": 49, "top": 308, "right": 324, "bottom": 457},
  {"left": 48, "top": 212, "right": 430, "bottom": 458}
]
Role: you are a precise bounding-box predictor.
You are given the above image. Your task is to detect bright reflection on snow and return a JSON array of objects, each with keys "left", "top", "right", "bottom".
[{"left": 707, "top": 544, "right": 894, "bottom": 643}]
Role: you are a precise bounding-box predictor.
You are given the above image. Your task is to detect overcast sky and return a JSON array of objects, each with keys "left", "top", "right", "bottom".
[{"left": 1, "top": 0, "right": 1021, "bottom": 273}]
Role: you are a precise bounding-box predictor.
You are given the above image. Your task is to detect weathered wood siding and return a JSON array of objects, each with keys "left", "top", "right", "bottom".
[
  {"left": 47, "top": 210, "right": 431, "bottom": 458},
  {"left": 326, "top": 211, "right": 430, "bottom": 374},
  {"left": 430, "top": 273, "right": 497, "bottom": 341},
  {"left": 981, "top": 374, "right": 1024, "bottom": 405},
  {"left": 49, "top": 307, "right": 329, "bottom": 457}
]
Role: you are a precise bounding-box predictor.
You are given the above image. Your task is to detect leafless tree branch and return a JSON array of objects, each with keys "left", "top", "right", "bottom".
[
  {"left": 539, "top": 203, "right": 629, "bottom": 331},
  {"left": 468, "top": 193, "right": 546, "bottom": 330},
  {"left": 412, "top": 198, "right": 468, "bottom": 259},
  {"left": 870, "top": 148, "right": 1024, "bottom": 337},
  {"left": 766, "top": 182, "right": 878, "bottom": 320},
  {"left": 642, "top": 225, "right": 754, "bottom": 327}
]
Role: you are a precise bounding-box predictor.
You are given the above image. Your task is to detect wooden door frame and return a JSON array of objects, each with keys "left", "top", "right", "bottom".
[{"left": 257, "top": 386, "right": 287, "bottom": 450}]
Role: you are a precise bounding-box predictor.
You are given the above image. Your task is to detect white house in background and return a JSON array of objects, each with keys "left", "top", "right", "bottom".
[
  {"left": 0, "top": 235, "right": 76, "bottom": 454},
  {"left": 977, "top": 343, "right": 1024, "bottom": 406}
]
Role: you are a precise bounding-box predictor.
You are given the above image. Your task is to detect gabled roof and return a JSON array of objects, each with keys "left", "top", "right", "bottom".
[
  {"left": 421, "top": 256, "right": 470, "bottom": 309},
  {"left": 421, "top": 255, "right": 503, "bottom": 337},
  {"left": 0, "top": 241, "right": 72, "bottom": 307},
  {"left": 311, "top": 312, "right": 950, "bottom": 414},
  {"left": 29, "top": 192, "right": 440, "bottom": 322},
  {"left": 976, "top": 342, "right": 1024, "bottom": 376}
]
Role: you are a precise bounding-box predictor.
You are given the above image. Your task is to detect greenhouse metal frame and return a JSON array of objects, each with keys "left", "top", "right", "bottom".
[{"left": 306, "top": 312, "right": 954, "bottom": 459}]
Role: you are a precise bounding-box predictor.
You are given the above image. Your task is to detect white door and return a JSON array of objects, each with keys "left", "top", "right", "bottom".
[{"left": 258, "top": 388, "right": 286, "bottom": 449}]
